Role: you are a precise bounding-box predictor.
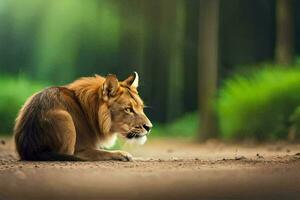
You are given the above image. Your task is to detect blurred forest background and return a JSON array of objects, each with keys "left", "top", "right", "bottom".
[{"left": 1, "top": 0, "right": 300, "bottom": 141}]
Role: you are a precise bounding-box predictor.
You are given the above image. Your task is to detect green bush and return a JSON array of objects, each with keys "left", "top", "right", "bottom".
[
  {"left": 151, "top": 112, "right": 198, "bottom": 139},
  {"left": 0, "top": 76, "right": 46, "bottom": 134},
  {"left": 289, "top": 106, "right": 300, "bottom": 139},
  {"left": 217, "top": 66, "right": 300, "bottom": 140}
]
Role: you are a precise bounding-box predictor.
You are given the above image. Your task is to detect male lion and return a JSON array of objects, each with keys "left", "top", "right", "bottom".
[{"left": 14, "top": 72, "right": 152, "bottom": 161}]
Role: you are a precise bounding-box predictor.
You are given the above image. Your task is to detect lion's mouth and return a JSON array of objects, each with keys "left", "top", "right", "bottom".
[{"left": 126, "top": 132, "right": 146, "bottom": 139}]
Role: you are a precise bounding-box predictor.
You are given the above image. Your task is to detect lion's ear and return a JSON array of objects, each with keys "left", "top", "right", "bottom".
[
  {"left": 123, "top": 71, "right": 139, "bottom": 88},
  {"left": 102, "top": 74, "right": 119, "bottom": 100}
]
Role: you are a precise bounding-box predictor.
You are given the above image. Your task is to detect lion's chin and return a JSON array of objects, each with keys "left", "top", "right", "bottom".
[{"left": 126, "top": 135, "right": 147, "bottom": 145}]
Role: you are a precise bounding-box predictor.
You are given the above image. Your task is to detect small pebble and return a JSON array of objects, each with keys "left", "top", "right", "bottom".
[
  {"left": 256, "top": 153, "right": 264, "bottom": 159},
  {"left": 235, "top": 156, "right": 246, "bottom": 160},
  {"left": 171, "top": 157, "right": 179, "bottom": 161}
]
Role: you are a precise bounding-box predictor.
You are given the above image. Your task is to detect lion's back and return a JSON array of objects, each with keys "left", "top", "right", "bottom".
[{"left": 14, "top": 87, "right": 62, "bottom": 160}]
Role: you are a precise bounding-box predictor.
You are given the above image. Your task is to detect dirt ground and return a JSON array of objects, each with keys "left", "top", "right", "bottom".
[{"left": 0, "top": 137, "right": 300, "bottom": 200}]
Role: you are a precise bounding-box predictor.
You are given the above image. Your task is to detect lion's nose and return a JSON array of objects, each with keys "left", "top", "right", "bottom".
[{"left": 143, "top": 124, "right": 152, "bottom": 132}]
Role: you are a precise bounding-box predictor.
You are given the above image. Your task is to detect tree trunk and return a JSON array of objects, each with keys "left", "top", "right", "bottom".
[
  {"left": 118, "top": 0, "right": 145, "bottom": 76},
  {"left": 198, "top": 0, "right": 220, "bottom": 140},
  {"left": 166, "top": 0, "right": 185, "bottom": 121},
  {"left": 183, "top": 0, "right": 199, "bottom": 113},
  {"left": 275, "top": 0, "right": 294, "bottom": 65}
]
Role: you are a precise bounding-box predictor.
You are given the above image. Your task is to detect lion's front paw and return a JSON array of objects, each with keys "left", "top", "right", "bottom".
[{"left": 111, "top": 151, "right": 133, "bottom": 162}]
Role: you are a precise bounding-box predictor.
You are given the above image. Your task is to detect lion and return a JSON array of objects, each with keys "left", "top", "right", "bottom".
[{"left": 14, "top": 72, "right": 152, "bottom": 161}]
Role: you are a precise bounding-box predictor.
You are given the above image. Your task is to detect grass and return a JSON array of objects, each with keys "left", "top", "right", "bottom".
[
  {"left": 150, "top": 112, "right": 198, "bottom": 139},
  {"left": 217, "top": 65, "right": 300, "bottom": 140}
]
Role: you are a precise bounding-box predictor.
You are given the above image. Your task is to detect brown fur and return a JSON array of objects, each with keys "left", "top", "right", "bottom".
[{"left": 14, "top": 73, "right": 152, "bottom": 161}]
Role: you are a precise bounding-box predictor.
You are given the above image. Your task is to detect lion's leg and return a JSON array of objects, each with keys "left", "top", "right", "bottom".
[
  {"left": 43, "top": 110, "right": 76, "bottom": 155},
  {"left": 75, "top": 149, "right": 132, "bottom": 161}
]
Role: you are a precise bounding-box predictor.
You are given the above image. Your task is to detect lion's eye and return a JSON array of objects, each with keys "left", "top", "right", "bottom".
[{"left": 124, "top": 107, "right": 134, "bottom": 114}]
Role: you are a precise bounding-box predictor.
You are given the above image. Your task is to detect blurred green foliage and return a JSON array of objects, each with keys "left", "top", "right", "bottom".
[
  {"left": 0, "top": 76, "right": 46, "bottom": 134},
  {"left": 34, "top": 0, "right": 120, "bottom": 82},
  {"left": 217, "top": 65, "right": 300, "bottom": 140},
  {"left": 151, "top": 112, "right": 198, "bottom": 139},
  {"left": 289, "top": 106, "right": 300, "bottom": 139},
  {"left": 0, "top": 0, "right": 192, "bottom": 122},
  {"left": 1, "top": 0, "right": 121, "bottom": 82}
]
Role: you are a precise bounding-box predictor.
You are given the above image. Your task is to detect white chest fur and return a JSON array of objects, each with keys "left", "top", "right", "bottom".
[{"left": 99, "top": 134, "right": 117, "bottom": 148}]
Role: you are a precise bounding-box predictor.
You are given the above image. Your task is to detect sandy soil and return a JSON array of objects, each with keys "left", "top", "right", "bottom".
[{"left": 0, "top": 137, "right": 300, "bottom": 200}]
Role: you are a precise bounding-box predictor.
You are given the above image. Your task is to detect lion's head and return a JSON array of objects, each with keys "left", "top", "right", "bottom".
[{"left": 99, "top": 72, "right": 152, "bottom": 144}]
